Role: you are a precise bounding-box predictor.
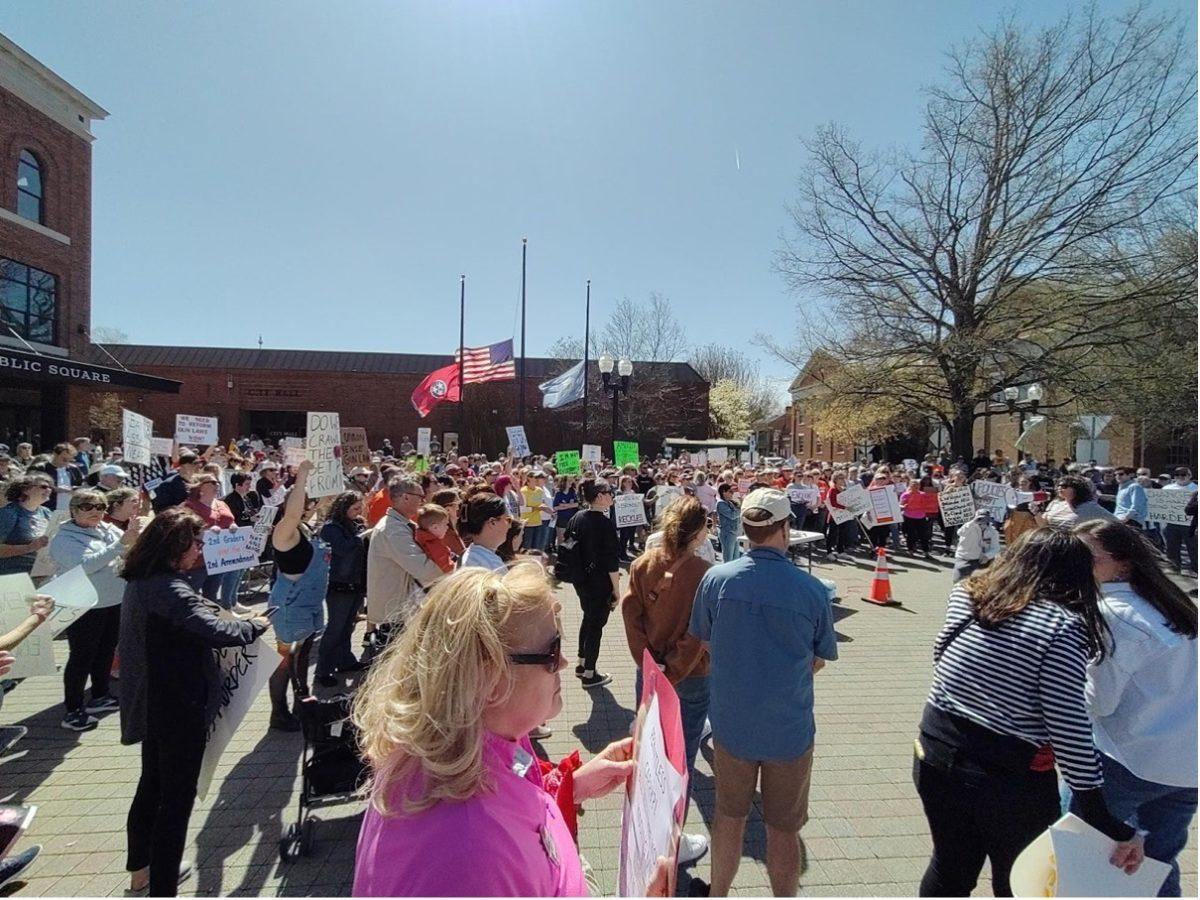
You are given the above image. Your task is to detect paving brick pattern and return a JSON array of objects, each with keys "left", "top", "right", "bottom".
[{"left": 1, "top": 551, "right": 1194, "bottom": 897}]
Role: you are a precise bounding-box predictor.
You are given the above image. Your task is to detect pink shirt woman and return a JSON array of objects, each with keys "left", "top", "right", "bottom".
[{"left": 354, "top": 732, "right": 585, "bottom": 896}]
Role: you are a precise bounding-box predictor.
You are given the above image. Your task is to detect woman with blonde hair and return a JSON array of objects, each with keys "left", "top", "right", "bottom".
[{"left": 352, "top": 563, "right": 662, "bottom": 896}]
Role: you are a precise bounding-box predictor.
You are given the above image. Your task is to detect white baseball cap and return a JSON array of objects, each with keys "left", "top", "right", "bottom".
[{"left": 740, "top": 488, "right": 791, "bottom": 525}]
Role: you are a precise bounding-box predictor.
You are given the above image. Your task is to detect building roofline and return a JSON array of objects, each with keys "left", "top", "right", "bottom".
[{"left": 0, "top": 33, "right": 109, "bottom": 141}]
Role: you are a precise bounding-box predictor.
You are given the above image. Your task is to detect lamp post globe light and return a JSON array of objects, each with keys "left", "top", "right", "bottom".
[
  {"left": 1004, "top": 382, "right": 1043, "bottom": 461},
  {"left": 599, "top": 353, "right": 633, "bottom": 450}
]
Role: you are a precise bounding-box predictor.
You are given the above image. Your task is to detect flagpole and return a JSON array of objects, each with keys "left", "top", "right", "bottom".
[
  {"left": 583, "top": 279, "right": 590, "bottom": 441},
  {"left": 519, "top": 238, "right": 527, "bottom": 427},
  {"left": 458, "top": 274, "right": 466, "bottom": 454}
]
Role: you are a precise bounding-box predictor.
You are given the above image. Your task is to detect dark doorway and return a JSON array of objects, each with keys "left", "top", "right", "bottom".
[{"left": 242, "top": 410, "right": 306, "bottom": 441}]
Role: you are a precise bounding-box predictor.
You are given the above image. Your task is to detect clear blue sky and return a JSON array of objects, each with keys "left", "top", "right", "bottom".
[{"left": 2, "top": 0, "right": 1192, "bottom": 394}]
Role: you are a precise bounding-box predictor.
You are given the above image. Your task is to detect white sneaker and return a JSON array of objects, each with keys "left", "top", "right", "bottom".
[
  {"left": 678, "top": 832, "right": 709, "bottom": 864},
  {"left": 529, "top": 724, "right": 552, "bottom": 740},
  {"left": 232, "top": 602, "right": 254, "bottom": 616}
]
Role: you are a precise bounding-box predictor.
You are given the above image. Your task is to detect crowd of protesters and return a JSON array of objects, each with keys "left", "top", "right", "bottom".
[{"left": 0, "top": 431, "right": 1196, "bottom": 896}]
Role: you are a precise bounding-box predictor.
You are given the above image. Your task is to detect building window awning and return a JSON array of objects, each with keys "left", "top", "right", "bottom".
[
  {"left": 663, "top": 437, "right": 750, "bottom": 451},
  {"left": 0, "top": 346, "right": 181, "bottom": 393}
]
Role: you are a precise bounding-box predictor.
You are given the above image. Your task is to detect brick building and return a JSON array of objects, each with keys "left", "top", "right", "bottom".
[
  {"left": 73, "top": 344, "right": 709, "bottom": 457},
  {"left": 0, "top": 34, "right": 178, "bottom": 448}
]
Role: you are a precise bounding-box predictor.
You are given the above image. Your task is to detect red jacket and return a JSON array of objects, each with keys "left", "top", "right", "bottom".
[{"left": 900, "top": 489, "right": 941, "bottom": 518}]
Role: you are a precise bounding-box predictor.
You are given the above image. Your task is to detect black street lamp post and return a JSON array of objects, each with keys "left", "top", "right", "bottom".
[
  {"left": 1004, "top": 382, "right": 1043, "bottom": 462},
  {"left": 598, "top": 353, "right": 633, "bottom": 450}
]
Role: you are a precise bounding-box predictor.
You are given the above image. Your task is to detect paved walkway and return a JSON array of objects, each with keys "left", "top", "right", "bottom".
[{"left": 1, "top": 550, "right": 1195, "bottom": 897}]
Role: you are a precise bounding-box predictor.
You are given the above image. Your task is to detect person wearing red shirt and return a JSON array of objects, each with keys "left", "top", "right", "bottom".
[
  {"left": 183, "top": 474, "right": 240, "bottom": 609},
  {"left": 899, "top": 475, "right": 941, "bottom": 558}
]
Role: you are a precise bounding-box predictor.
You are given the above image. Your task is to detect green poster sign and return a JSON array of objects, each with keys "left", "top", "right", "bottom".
[
  {"left": 613, "top": 441, "right": 640, "bottom": 467},
  {"left": 411, "top": 455, "right": 429, "bottom": 473},
  {"left": 554, "top": 450, "right": 581, "bottom": 475}
]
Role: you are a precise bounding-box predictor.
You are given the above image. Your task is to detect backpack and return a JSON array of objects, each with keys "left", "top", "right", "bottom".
[{"left": 553, "top": 516, "right": 587, "bottom": 584}]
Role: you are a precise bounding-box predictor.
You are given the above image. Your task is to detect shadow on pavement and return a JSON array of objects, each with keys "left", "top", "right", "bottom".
[
  {"left": 571, "top": 685, "right": 634, "bottom": 754},
  {"left": 0, "top": 697, "right": 94, "bottom": 803}
]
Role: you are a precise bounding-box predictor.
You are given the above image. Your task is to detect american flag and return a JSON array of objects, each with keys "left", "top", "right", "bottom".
[{"left": 454, "top": 338, "right": 517, "bottom": 384}]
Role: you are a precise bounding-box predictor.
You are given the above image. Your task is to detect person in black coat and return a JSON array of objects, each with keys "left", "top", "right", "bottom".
[
  {"left": 118, "top": 508, "right": 269, "bottom": 896},
  {"left": 222, "top": 473, "right": 262, "bottom": 527},
  {"left": 566, "top": 478, "right": 622, "bottom": 689},
  {"left": 316, "top": 490, "right": 368, "bottom": 686}
]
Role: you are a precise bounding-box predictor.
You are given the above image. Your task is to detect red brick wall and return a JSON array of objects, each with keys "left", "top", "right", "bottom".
[
  {"left": 0, "top": 86, "right": 93, "bottom": 355},
  {"left": 69, "top": 365, "right": 709, "bottom": 457}
]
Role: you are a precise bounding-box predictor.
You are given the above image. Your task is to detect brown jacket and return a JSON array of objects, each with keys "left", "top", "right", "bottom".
[{"left": 621, "top": 547, "right": 711, "bottom": 683}]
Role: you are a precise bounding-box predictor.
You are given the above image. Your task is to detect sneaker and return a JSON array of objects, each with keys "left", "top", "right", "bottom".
[
  {"left": 85, "top": 695, "right": 120, "bottom": 714},
  {"left": 580, "top": 671, "right": 612, "bottom": 689},
  {"left": 0, "top": 844, "right": 41, "bottom": 889},
  {"left": 128, "top": 859, "right": 192, "bottom": 896},
  {"left": 269, "top": 710, "right": 302, "bottom": 732},
  {"left": 60, "top": 710, "right": 98, "bottom": 732},
  {"left": 574, "top": 665, "right": 585, "bottom": 679},
  {"left": 529, "top": 724, "right": 553, "bottom": 740},
  {"left": 232, "top": 602, "right": 254, "bottom": 616},
  {"left": 678, "top": 832, "right": 709, "bottom": 865}
]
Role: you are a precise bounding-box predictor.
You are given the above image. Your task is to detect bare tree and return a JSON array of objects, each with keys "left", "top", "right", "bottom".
[
  {"left": 689, "top": 343, "right": 783, "bottom": 425},
  {"left": 769, "top": 3, "right": 1196, "bottom": 458},
  {"left": 549, "top": 293, "right": 688, "bottom": 362},
  {"left": 91, "top": 326, "right": 129, "bottom": 344}
]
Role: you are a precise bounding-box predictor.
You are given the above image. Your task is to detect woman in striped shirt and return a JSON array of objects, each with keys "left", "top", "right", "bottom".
[{"left": 914, "top": 527, "right": 1143, "bottom": 896}]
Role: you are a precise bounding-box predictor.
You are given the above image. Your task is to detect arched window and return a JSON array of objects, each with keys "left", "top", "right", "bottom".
[{"left": 17, "top": 150, "right": 43, "bottom": 223}]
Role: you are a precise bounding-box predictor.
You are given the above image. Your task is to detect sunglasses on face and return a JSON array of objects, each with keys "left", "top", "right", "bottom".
[
  {"left": 509, "top": 633, "right": 562, "bottom": 674},
  {"left": 75, "top": 503, "right": 106, "bottom": 512}
]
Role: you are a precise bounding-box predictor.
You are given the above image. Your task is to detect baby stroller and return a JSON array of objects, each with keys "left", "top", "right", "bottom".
[{"left": 279, "top": 633, "right": 368, "bottom": 862}]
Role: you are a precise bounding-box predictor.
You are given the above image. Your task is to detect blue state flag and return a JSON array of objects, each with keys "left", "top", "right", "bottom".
[{"left": 538, "top": 360, "right": 586, "bottom": 409}]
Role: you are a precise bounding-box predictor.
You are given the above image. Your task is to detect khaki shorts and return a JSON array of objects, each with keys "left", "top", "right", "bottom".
[{"left": 713, "top": 742, "right": 814, "bottom": 832}]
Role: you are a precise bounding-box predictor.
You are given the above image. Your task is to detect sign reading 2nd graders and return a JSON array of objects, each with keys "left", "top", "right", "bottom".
[
  {"left": 555, "top": 450, "right": 581, "bottom": 475},
  {"left": 202, "top": 527, "right": 258, "bottom": 574},
  {"left": 305, "top": 411, "right": 343, "bottom": 497},
  {"left": 175, "top": 414, "right": 219, "bottom": 446}
]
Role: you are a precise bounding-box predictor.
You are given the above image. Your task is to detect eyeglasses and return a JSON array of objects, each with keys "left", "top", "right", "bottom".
[
  {"left": 75, "top": 503, "right": 106, "bottom": 512},
  {"left": 595, "top": 488, "right": 612, "bottom": 495},
  {"left": 509, "top": 633, "right": 562, "bottom": 673}
]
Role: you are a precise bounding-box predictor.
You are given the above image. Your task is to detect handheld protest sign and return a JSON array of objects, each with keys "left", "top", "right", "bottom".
[
  {"left": 305, "top": 411, "right": 343, "bottom": 497},
  {"left": 506, "top": 426, "right": 531, "bottom": 458},
  {"left": 614, "top": 441, "right": 640, "bottom": 468},
  {"left": 618, "top": 649, "right": 688, "bottom": 897},
  {"left": 175, "top": 414, "right": 219, "bottom": 446},
  {"left": 555, "top": 450, "right": 581, "bottom": 475}
]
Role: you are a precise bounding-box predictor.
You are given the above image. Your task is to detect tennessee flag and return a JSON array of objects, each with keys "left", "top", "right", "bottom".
[{"left": 410, "top": 363, "right": 461, "bottom": 418}]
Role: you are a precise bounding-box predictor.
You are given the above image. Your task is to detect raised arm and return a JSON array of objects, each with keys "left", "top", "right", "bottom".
[{"left": 272, "top": 459, "right": 312, "bottom": 553}]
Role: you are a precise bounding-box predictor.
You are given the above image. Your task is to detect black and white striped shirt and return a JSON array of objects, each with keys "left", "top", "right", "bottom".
[{"left": 928, "top": 586, "right": 1102, "bottom": 789}]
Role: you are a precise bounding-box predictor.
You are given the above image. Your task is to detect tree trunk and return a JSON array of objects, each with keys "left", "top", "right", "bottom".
[{"left": 951, "top": 409, "right": 976, "bottom": 463}]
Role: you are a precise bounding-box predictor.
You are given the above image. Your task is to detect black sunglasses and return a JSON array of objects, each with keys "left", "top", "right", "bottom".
[
  {"left": 75, "top": 502, "right": 106, "bottom": 512},
  {"left": 509, "top": 633, "right": 561, "bottom": 673}
]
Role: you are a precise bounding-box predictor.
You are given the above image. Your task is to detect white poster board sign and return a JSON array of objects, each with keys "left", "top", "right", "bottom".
[
  {"left": 938, "top": 486, "right": 975, "bottom": 528},
  {"left": 653, "top": 486, "right": 685, "bottom": 519},
  {"left": 40, "top": 565, "right": 101, "bottom": 637},
  {"left": 614, "top": 493, "right": 649, "bottom": 529},
  {"left": 29, "top": 509, "right": 70, "bottom": 579},
  {"left": 202, "top": 527, "right": 258, "bottom": 574},
  {"left": 707, "top": 447, "right": 728, "bottom": 465},
  {"left": 786, "top": 485, "right": 820, "bottom": 508},
  {"left": 972, "top": 480, "right": 1014, "bottom": 504},
  {"left": 340, "top": 427, "right": 371, "bottom": 470},
  {"left": 825, "top": 498, "right": 856, "bottom": 525},
  {"left": 1147, "top": 489, "right": 1194, "bottom": 525},
  {"left": 122, "top": 408, "right": 153, "bottom": 466},
  {"left": 836, "top": 483, "right": 871, "bottom": 515},
  {"left": 581, "top": 443, "right": 602, "bottom": 465},
  {"left": 197, "top": 635, "right": 276, "bottom": 799},
  {"left": 305, "top": 411, "right": 343, "bottom": 497},
  {"left": 690, "top": 451, "right": 708, "bottom": 469},
  {"left": 245, "top": 504, "right": 279, "bottom": 557},
  {"left": 506, "top": 426, "right": 531, "bottom": 458},
  {"left": 862, "top": 487, "right": 903, "bottom": 527},
  {"left": 0, "top": 573, "right": 56, "bottom": 679},
  {"left": 149, "top": 437, "right": 175, "bottom": 458},
  {"left": 618, "top": 691, "right": 686, "bottom": 897},
  {"left": 175, "top": 414, "right": 219, "bottom": 447},
  {"left": 416, "top": 427, "right": 431, "bottom": 457}
]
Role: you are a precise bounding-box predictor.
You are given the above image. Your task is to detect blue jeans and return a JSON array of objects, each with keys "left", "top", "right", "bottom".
[
  {"left": 522, "top": 523, "right": 547, "bottom": 552},
  {"left": 1066, "top": 754, "right": 1197, "bottom": 896},
  {"left": 219, "top": 569, "right": 245, "bottom": 608},
  {"left": 634, "top": 668, "right": 710, "bottom": 805}
]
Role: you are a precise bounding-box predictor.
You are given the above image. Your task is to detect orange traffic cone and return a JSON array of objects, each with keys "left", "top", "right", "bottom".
[{"left": 862, "top": 547, "right": 900, "bottom": 606}]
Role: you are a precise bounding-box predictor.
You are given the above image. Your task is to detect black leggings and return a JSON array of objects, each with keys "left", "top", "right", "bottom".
[
  {"left": 317, "top": 587, "right": 363, "bottom": 676},
  {"left": 914, "top": 756, "right": 1059, "bottom": 897},
  {"left": 63, "top": 605, "right": 120, "bottom": 713},
  {"left": 903, "top": 518, "right": 933, "bottom": 554},
  {"left": 575, "top": 584, "right": 613, "bottom": 672},
  {"left": 127, "top": 710, "right": 208, "bottom": 897}
]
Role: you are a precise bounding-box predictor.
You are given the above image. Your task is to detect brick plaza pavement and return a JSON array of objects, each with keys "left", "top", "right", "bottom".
[{"left": 1, "top": 551, "right": 1195, "bottom": 897}]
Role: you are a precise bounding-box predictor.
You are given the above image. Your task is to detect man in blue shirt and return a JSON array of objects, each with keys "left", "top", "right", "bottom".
[
  {"left": 690, "top": 488, "right": 838, "bottom": 896},
  {"left": 1114, "top": 466, "right": 1148, "bottom": 527}
]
